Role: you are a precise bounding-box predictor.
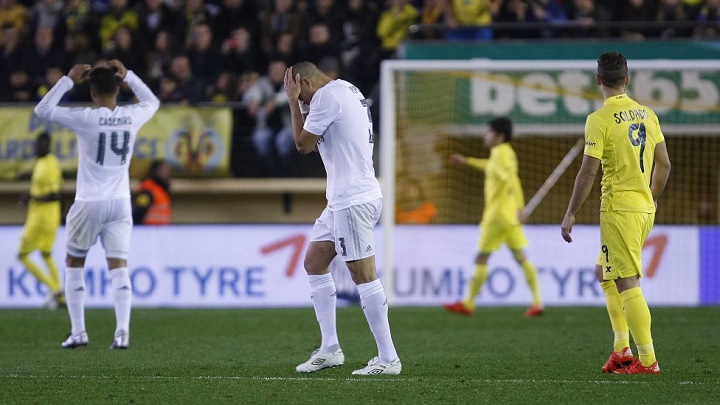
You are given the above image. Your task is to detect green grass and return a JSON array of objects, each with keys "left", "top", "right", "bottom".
[{"left": 1, "top": 306, "right": 719, "bottom": 404}]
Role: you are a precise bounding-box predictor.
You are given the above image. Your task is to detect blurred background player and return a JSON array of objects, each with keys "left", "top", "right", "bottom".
[
  {"left": 561, "top": 51, "right": 671, "bottom": 374},
  {"left": 34, "top": 59, "right": 160, "bottom": 350},
  {"left": 395, "top": 177, "right": 438, "bottom": 224},
  {"left": 132, "top": 159, "right": 172, "bottom": 225},
  {"left": 443, "top": 117, "right": 544, "bottom": 317},
  {"left": 16, "top": 131, "right": 64, "bottom": 309}
]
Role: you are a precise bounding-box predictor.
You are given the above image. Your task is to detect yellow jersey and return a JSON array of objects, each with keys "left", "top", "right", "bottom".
[
  {"left": 466, "top": 143, "right": 524, "bottom": 225},
  {"left": 584, "top": 94, "right": 664, "bottom": 213},
  {"left": 28, "top": 153, "right": 62, "bottom": 223}
]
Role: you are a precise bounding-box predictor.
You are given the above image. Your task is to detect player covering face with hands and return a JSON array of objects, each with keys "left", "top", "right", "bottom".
[
  {"left": 284, "top": 62, "right": 401, "bottom": 375},
  {"left": 34, "top": 59, "right": 160, "bottom": 350}
]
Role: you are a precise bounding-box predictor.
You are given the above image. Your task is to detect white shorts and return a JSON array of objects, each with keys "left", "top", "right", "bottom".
[
  {"left": 66, "top": 198, "right": 132, "bottom": 259},
  {"left": 311, "top": 198, "right": 382, "bottom": 261}
]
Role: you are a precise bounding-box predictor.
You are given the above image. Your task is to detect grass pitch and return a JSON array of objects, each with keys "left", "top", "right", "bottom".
[{"left": 1, "top": 306, "right": 718, "bottom": 404}]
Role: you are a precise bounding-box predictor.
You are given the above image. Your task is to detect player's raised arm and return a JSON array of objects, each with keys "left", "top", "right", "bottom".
[
  {"left": 34, "top": 64, "right": 91, "bottom": 122},
  {"left": 108, "top": 59, "right": 159, "bottom": 112}
]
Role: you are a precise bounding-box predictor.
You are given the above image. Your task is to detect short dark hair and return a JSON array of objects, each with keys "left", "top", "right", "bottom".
[
  {"left": 36, "top": 131, "right": 50, "bottom": 144},
  {"left": 488, "top": 116, "right": 513, "bottom": 143},
  {"left": 597, "top": 51, "right": 628, "bottom": 89},
  {"left": 89, "top": 66, "right": 120, "bottom": 97}
]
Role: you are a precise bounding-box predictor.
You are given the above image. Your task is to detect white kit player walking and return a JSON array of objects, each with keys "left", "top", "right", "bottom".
[
  {"left": 34, "top": 60, "right": 160, "bottom": 349},
  {"left": 284, "top": 61, "right": 401, "bottom": 375}
]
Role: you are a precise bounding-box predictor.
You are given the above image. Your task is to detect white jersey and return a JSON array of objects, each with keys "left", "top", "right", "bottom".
[
  {"left": 34, "top": 71, "right": 159, "bottom": 201},
  {"left": 303, "top": 79, "right": 382, "bottom": 210}
]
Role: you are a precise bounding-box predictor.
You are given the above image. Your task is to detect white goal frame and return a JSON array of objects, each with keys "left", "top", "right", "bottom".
[{"left": 379, "top": 59, "right": 719, "bottom": 303}]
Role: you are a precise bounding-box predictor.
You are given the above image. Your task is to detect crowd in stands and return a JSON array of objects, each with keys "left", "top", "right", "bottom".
[{"left": 1, "top": 0, "right": 717, "bottom": 175}]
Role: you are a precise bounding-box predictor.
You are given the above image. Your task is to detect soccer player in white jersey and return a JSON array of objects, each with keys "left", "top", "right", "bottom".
[
  {"left": 284, "top": 61, "right": 401, "bottom": 375},
  {"left": 34, "top": 60, "right": 160, "bottom": 350}
]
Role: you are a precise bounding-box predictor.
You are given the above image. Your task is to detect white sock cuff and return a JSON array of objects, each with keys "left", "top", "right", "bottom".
[
  {"left": 357, "top": 279, "right": 384, "bottom": 301},
  {"left": 110, "top": 267, "right": 131, "bottom": 288},
  {"left": 66, "top": 267, "right": 85, "bottom": 284},
  {"left": 308, "top": 273, "right": 335, "bottom": 291}
]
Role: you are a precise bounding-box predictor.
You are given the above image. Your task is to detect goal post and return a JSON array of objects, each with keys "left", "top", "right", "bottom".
[{"left": 380, "top": 59, "right": 720, "bottom": 304}]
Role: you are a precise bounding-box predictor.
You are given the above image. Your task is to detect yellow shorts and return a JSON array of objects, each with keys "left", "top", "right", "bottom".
[
  {"left": 478, "top": 221, "right": 528, "bottom": 253},
  {"left": 19, "top": 218, "right": 59, "bottom": 254},
  {"left": 597, "top": 211, "right": 654, "bottom": 280}
]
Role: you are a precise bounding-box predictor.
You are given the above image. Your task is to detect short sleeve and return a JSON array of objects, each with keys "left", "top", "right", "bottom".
[
  {"left": 303, "top": 88, "right": 340, "bottom": 136},
  {"left": 584, "top": 113, "right": 605, "bottom": 160}
]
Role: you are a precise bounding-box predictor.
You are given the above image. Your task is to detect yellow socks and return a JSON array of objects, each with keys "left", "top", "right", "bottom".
[
  {"left": 520, "top": 259, "right": 542, "bottom": 306},
  {"left": 20, "top": 254, "right": 60, "bottom": 292},
  {"left": 600, "top": 280, "right": 630, "bottom": 352},
  {"left": 462, "top": 264, "right": 487, "bottom": 309},
  {"left": 621, "top": 287, "right": 656, "bottom": 366}
]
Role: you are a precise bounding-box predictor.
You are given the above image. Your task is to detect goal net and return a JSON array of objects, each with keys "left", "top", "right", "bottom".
[{"left": 379, "top": 59, "right": 719, "bottom": 305}]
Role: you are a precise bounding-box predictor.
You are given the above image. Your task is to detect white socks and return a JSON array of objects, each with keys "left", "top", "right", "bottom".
[
  {"left": 110, "top": 267, "right": 132, "bottom": 336},
  {"left": 357, "top": 279, "right": 398, "bottom": 364},
  {"left": 64, "top": 267, "right": 86, "bottom": 335},
  {"left": 308, "top": 273, "right": 339, "bottom": 353}
]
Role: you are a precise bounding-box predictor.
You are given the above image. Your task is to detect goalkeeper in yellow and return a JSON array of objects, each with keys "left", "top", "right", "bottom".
[
  {"left": 17, "top": 132, "right": 64, "bottom": 308},
  {"left": 444, "top": 116, "right": 544, "bottom": 318},
  {"left": 561, "top": 51, "right": 671, "bottom": 374}
]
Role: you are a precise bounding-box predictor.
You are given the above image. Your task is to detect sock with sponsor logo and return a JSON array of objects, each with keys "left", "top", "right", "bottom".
[
  {"left": 600, "top": 280, "right": 630, "bottom": 352},
  {"left": 308, "top": 273, "right": 339, "bottom": 353},
  {"left": 358, "top": 279, "right": 398, "bottom": 364},
  {"left": 621, "top": 287, "right": 656, "bottom": 366},
  {"left": 65, "top": 267, "right": 86, "bottom": 335},
  {"left": 462, "top": 264, "right": 487, "bottom": 310},
  {"left": 110, "top": 267, "right": 132, "bottom": 336}
]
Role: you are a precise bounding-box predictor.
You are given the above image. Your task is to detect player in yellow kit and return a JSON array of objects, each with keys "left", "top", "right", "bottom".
[
  {"left": 444, "top": 117, "right": 544, "bottom": 317},
  {"left": 17, "top": 132, "right": 64, "bottom": 308},
  {"left": 561, "top": 52, "right": 671, "bottom": 374}
]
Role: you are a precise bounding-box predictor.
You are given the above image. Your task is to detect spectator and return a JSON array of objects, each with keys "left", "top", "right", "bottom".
[
  {"left": 303, "top": 0, "right": 343, "bottom": 45},
  {"left": 222, "top": 26, "right": 263, "bottom": 74},
  {"left": 145, "top": 30, "right": 176, "bottom": 86},
  {"left": 694, "top": 0, "right": 720, "bottom": 38},
  {"left": 495, "top": 0, "right": 542, "bottom": 39},
  {"left": 98, "top": 0, "right": 138, "bottom": 50},
  {"left": 3, "top": 69, "right": 36, "bottom": 102},
  {"left": 260, "top": 0, "right": 302, "bottom": 54},
  {"left": 340, "top": 0, "right": 380, "bottom": 95},
  {"left": 245, "top": 59, "right": 294, "bottom": 176},
  {"left": 165, "top": 53, "right": 203, "bottom": 103},
  {"left": 206, "top": 70, "right": 236, "bottom": 102},
  {"left": 214, "top": 0, "right": 259, "bottom": 46},
  {"left": 396, "top": 177, "right": 438, "bottom": 224},
  {"left": 303, "top": 22, "right": 338, "bottom": 65},
  {"left": 36, "top": 65, "right": 66, "bottom": 99},
  {"left": 103, "top": 25, "right": 144, "bottom": 73},
  {"left": 417, "top": 0, "right": 446, "bottom": 40},
  {"left": 444, "top": 0, "right": 499, "bottom": 41},
  {"left": 266, "top": 31, "right": 296, "bottom": 67},
  {"left": 655, "top": 0, "right": 692, "bottom": 38},
  {"left": 135, "top": 0, "right": 178, "bottom": 52},
  {"left": 0, "top": 0, "right": 30, "bottom": 41},
  {"left": 132, "top": 159, "right": 173, "bottom": 225},
  {"left": 62, "top": 0, "right": 95, "bottom": 35},
  {"left": 186, "top": 22, "right": 222, "bottom": 89},
  {"left": 0, "top": 23, "right": 28, "bottom": 92},
  {"left": 566, "top": 0, "right": 608, "bottom": 38},
  {"left": 27, "top": 26, "right": 65, "bottom": 87},
  {"left": 527, "top": 0, "right": 568, "bottom": 38},
  {"left": 616, "top": 0, "right": 656, "bottom": 40},
  {"left": 177, "top": 0, "right": 219, "bottom": 49},
  {"left": 31, "top": 0, "right": 65, "bottom": 35},
  {"left": 376, "top": 0, "right": 418, "bottom": 60},
  {"left": 64, "top": 29, "right": 99, "bottom": 67}
]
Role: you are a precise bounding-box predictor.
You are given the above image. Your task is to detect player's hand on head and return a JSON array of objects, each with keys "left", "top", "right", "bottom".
[
  {"left": 284, "top": 67, "right": 301, "bottom": 101},
  {"left": 560, "top": 213, "right": 575, "bottom": 243},
  {"left": 449, "top": 153, "right": 466, "bottom": 166},
  {"left": 68, "top": 64, "right": 92, "bottom": 84},
  {"left": 106, "top": 59, "right": 127, "bottom": 79}
]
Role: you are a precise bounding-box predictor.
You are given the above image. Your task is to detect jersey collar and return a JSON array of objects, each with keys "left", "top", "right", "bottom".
[{"left": 603, "top": 93, "right": 629, "bottom": 106}]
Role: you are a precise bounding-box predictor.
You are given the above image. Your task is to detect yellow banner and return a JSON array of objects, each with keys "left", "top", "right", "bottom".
[{"left": 0, "top": 106, "right": 232, "bottom": 180}]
